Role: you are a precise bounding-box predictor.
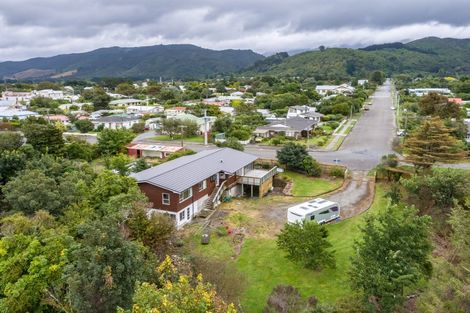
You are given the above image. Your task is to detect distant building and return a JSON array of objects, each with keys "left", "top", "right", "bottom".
[
  {"left": 34, "top": 89, "right": 64, "bottom": 100},
  {"left": 2, "top": 91, "right": 33, "bottom": 103},
  {"left": 92, "top": 114, "right": 140, "bottom": 129},
  {"left": 0, "top": 108, "right": 39, "bottom": 120},
  {"left": 169, "top": 113, "right": 216, "bottom": 133},
  {"left": 46, "top": 114, "right": 71, "bottom": 126},
  {"left": 357, "top": 79, "right": 369, "bottom": 86},
  {"left": 315, "top": 84, "right": 355, "bottom": 96},
  {"left": 464, "top": 119, "right": 470, "bottom": 143},
  {"left": 164, "top": 106, "right": 187, "bottom": 117},
  {"left": 127, "top": 143, "right": 183, "bottom": 158},
  {"left": 408, "top": 88, "right": 452, "bottom": 97},
  {"left": 448, "top": 98, "right": 463, "bottom": 105},
  {"left": 109, "top": 99, "right": 144, "bottom": 107},
  {"left": 254, "top": 117, "right": 319, "bottom": 139},
  {"left": 126, "top": 105, "right": 164, "bottom": 115}
]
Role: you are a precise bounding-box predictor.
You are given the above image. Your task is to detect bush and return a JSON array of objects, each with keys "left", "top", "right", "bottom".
[
  {"left": 215, "top": 226, "right": 228, "bottom": 237},
  {"left": 74, "top": 120, "right": 94, "bottom": 133},
  {"left": 329, "top": 166, "right": 345, "bottom": 178},
  {"left": 302, "top": 156, "right": 322, "bottom": 177},
  {"left": 277, "top": 221, "right": 335, "bottom": 270},
  {"left": 131, "top": 122, "right": 146, "bottom": 134},
  {"left": 166, "top": 149, "right": 195, "bottom": 161},
  {"left": 216, "top": 137, "right": 244, "bottom": 151}
]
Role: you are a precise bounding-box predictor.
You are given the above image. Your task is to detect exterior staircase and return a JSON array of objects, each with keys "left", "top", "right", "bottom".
[{"left": 198, "top": 181, "right": 227, "bottom": 218}]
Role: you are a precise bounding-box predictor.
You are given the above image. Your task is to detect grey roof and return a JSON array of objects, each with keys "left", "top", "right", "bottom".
[
  {"left": 302, "top": 111, "right": 324, "bottom": 118},
  {"left": 94, "top": 114, "right": 140, "bottom": 123},
  {"left": 109, "top": 98, "right": 143, "bottom": 105},
  {"left": 130, "top": 148, "right": 257, "bottom": 193},
  {"left": 257, "top": 116, "right": 317, "bottom": 132}
]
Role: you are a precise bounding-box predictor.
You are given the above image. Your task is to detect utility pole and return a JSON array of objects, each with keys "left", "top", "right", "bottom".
[
  {"left": 403, "top": 109, "right": 408, "bottom": 144},
  {"left": 179, "top": 125, "right": 187, "bottom": 147},
  {"left": 203, "top": 109, "right": 208, "bottom": 146}
]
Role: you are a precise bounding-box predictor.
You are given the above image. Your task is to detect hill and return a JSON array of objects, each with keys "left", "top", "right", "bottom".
[
  {"left": 0, "top": 44, "right": 264, "bottom": 80},
  {"left": 244, "top": 37, "right": 470, "bottom": 79}
]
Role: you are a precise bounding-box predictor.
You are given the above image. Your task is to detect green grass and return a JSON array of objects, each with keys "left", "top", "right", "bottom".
[
  {"left": 236, "top": 184, "right": 389, "bottom": 312},
  {"left": 281, "top": 171, "right": 343, "bottom": 197},
  {"left": 150, "top": 135, "right": 204, "bottom": 143}
]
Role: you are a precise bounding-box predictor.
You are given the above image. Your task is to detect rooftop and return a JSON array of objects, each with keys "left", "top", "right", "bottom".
[
  {"left": 289, "top": 198, "right": 338, "bottom": 215},
  {"left": 131, "top": 148, "right": 257, "bottom": 193}
]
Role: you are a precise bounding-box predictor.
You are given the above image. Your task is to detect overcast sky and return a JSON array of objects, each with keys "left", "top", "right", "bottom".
[{"left": 1, "top": 0, "right": 470, "bottom": 61}]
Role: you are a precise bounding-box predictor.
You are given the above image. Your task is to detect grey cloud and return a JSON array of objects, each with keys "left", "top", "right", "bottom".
[{"left": 0, "top": 0, "right": 470, "bottom": 60}]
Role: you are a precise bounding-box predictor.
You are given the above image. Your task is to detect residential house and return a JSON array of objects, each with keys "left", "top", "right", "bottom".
[
  {"left": 169, "top": 113, "right": 216, "bottom": 133},
  {"left": 92, "top": 114, "right": 140, "bottom": 129},
  {"left": 2, "top": 91, "right": 33, "bottom": 103},
  {"left": 315, "top": 84, "right": 355, "bottom": 96},
  {"left": 130, "top": 148, "right": 277, "bottom": 227},
  {"left": 254, "top": 116, "right": 318, "bottom": 139},
  {"left": 0, "top": 108, "right": 39, "bottom": 120},
  {"left": 164, "top": 106, "right": 187, "bottom": 117},
  {"left": 408, "top": 88, "right": 452, "bottom": 97},
  {"left": 286, "top": 105, "right": 316, "bottom": 118},
  {"left": 357, "top": 79, "right": 369, "bottom": 86},
  {"left": 464, "top": 119, "right": 470, "bottom": 143},
  {"left": 127, "top": 143, "right": 183, "bottom": 158},
  {"left": 448, "top": 98, "right": 463, "bottom": 105},
  {"left": 109, "top": 98, "right": 144, "bottom": 107},
  {"left": 46, "top": 114, "right": 71, "bottom": 127},
  {"left": 145, "top": 117, "right": 162, "bottom": 130},
  {"left": 126, "top": 105, "right": 164, "bottom": 115},
  {"left": 257, "top": 109, "right": 276, "bottom": 119},
  {"left": 34, "top": 89, "right": 64, "bottom": 100},
  {"left": 219, "top": 107, "right": 235, "bottom": 116}
]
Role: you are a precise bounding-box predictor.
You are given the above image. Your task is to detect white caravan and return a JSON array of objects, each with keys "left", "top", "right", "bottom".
[{"left": 287, "top": 198, "right": 340, "bottom": 224}]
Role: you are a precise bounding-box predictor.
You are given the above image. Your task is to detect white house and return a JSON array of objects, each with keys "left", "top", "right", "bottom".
[
  {"left": 92, "top": 114, "right": 140, "bottom": 129},
  {"left": 164, "top": 107, "right": 187, "bottom": 117},
  {"left": 0, "top": 108, "right": 39, "bottom": 120},
  {"left": 219, "top": 106, "right": 235, "bottom": 116},
  {"left": 316, "top": 84, "right": 355, "bottom": 96},
  {"left": 2, "top": 91, "right": 34, "bottom": 103},
  {"left": 34, "top": 89, "right": 65, "bottom": 100},
  {"left": 126, "top": 105, "right": 164, "bottom": 115},
  {"left": 109, "top": 99, "right": 144, "bottom": 107},
  {"left": 408, "top": 88, "right": 452, "bottom": 97},
  {"left": 464, "top": 119, "right": 470, "bottom": 143},
  {"left": 358, "top": 79, "right": 369, "bottom": 86},
  {"left": 287, "top": 105, "right": 316, "bottom": 118}
]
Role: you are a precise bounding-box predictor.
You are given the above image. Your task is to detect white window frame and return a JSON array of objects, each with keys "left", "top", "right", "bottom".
[
  {"left": 179, "top": 210, "right": 185, "bottom": 221},
  {"left": 198, "top": 180, "right": 207, "bottom": 191},
  {"left": 179, "top": 188, "right": 193, "bottom": 203},
  {"left": 162, "top": 193, "right": 170, "bottom": 205}
]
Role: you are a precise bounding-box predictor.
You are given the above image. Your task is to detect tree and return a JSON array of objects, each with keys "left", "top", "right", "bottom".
[
  {"left": 0, "top": 131, "right": 23, "bottom": 151},
  {"left": 97, "top": 128, "right": 135, "bottom": 155},
  {"left": 302, "top": 156, "right": 322, "bottom": 177},
  {"left": 105, "top": 153, "right": 132, "bottom": 175},
  {"left": 133, "top": 157, "right": 150, "bottom": 172},
  {"left": 125, "top": 256, "right": 236, "bottom": 313},
  {"left": 213, "top": 116, "right": 232, "bottom": 133},
  {"left": 22, "top": 123, "right": 64, "bottom": 154},
  {"left": 370, "top": 71, "right": 385, "bottom": 85},
  {"left": 418, "top": 92, "right": 461, "bottom": 119},
  {"left": 63, "top": 138, "right": 96, "bottom": 161},
  {"left": 264, "top": 285, "right": 311, "bottom": 313},
  {"left": 277, "top": 221, "right": 335, "bottom": 270},
  {"left": 81, "top": 86, "right": 111, "bottom": 110},
  {"left": 126, "top": 204, "right": 175, "bottom": 257},
  {"left": 349, "top": 205, "right": 432, "bottom": 313},
  {"left": 74, "top": 120, "right": 94, "bottom": 133},
  {"left": 64, "top": 218, "right": 154, "bottom": 313},
  {"left": 0, "top": 211, "right": 73, "bottom": 313},
  {"left": 0, "top": 150, "right": 27, "bottom": 184},
  {"left": 161, "top": 118, "right": 181, "bottom": 138},
  {"left": 115, "top": 82, "right": 136, "bottom": 96},
  {"left": 131, "top": 122, "right": 146, "bottom": 134},
  {"left": 277, "top": 143, "right": 309, "bottom": 171},
  {"left": 2, "top": 169, "right": 63, "bottom": 214},
  {"left": 216, "top": 137, "right": 244, "bottom": 151},
  {"left": 401, "top": 168, "right": 469, "bottom": 212},
  {"left": 404, "top": 117, "right": 465, "bottom": 170}
]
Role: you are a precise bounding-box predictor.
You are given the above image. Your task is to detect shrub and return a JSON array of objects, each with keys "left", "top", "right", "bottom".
[
  {"left": 131, "top": 122, "right": 146, "bottom": 134},
  {"left": 302, "top": 156, "right": 322, "bottom": 177},
  {"left": 329, "top": 166, "right": 345, "bottom": 178}
]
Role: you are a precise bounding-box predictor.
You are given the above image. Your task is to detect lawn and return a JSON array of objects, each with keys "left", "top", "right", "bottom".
[
  {"left": 236, "top": 184, "right": 389, "bottom": 312},
  {"left": 150, "top": 135, "right": 204, "bottom": 143},
  {"left": 281, "top": 171, "right": 343, "bottom": 197}
]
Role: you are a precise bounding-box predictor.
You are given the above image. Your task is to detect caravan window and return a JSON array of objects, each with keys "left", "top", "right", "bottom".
[
  {"left": 330, "top": 206, "right": 339, "bottom": 212},
  {"left": 310, "top": 215, "right": 315, "bottom": 221},
  {"left": 320, "top": 210, "right": 329, "bottom": 215}
]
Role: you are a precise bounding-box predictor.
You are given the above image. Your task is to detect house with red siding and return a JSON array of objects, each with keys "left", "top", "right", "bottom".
[{"left": 130, "top": 148, "right": 277, "bottom": 227}]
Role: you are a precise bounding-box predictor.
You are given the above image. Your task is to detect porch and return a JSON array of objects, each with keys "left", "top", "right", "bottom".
[{"left": 238, "top": 166, "right": 278, "bottom": 197}]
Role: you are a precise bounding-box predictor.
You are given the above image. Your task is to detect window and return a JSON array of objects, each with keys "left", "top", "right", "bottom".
[
  {"left": 320, "top": 210, "right": 329, "bottom": 215},
  {"left": 198, "top": 180, "right": 207, "bottom": 191},
  {"left": 187, "top": 208, "right": 191, "bottom": 219},
  {"left": 179, "top": 210, "right": 185, "bottom": 221},
  {"left": 179, "top": 188, "right": 192, "bottom": 203},
  {"left": 310, "top": 215, "right": 315, "bottom": 220},
  {"left": 330, "top": 206, "right": 339, "bottom": 212},
  {"left": 162, "top": 193, "right": 170, "bottom": 205}
]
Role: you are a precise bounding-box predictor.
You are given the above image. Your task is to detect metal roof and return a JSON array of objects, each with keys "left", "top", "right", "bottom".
[
  {"left": 288, "top": 198, "right": 338, "bottom": 216},
  {"left": 130, "top": 148, "right": 258, "bottom": 193}
]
